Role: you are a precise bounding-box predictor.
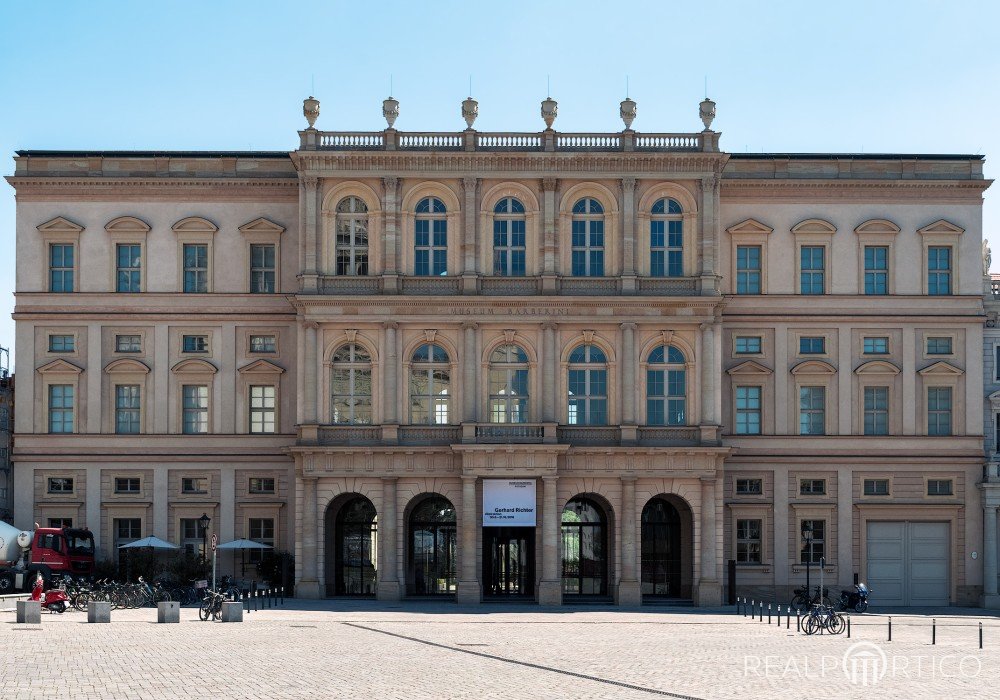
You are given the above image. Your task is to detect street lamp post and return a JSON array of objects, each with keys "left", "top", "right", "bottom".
[
  {"left": 802, "top": 524, "right": 813, "bottom": 603},
  {"left": 199, "top": 512, "right": 211, "bottom": 563}
]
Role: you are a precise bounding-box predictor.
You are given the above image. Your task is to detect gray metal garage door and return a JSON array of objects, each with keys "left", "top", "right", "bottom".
[{"left": 866, "top": 521, "right": 949, "bottom": 606}]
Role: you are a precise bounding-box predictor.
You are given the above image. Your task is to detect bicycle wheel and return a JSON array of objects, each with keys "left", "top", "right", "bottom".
[
  {"left": 827, "top": 613, "right": 846, "bottom": 635},
  {"left": 855, "top": 600, "right": 868, "bottom": 613},
  {"left": 224, "top": 586, "right": 241, "bottom": 602},
  {"left": 212, "top": 603, "right": 222, "bottom": 621},
  {"left": 198, "top": 602, "right": 212, "bottom": 621},
  {"left": 790, "top": 595, "right": 810, "bottom": 612},
  {"left": 803, "top": 615, "right": 819, "bottom": 635}
]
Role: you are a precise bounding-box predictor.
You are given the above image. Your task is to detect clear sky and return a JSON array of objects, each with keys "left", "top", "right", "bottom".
[{"left": 1, "top": 0, "right": 998, "bottom": 364}]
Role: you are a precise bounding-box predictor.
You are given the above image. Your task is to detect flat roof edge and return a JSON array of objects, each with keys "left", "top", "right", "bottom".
[{"left": 15, "top": 150, "right": 292, "bottom": 158}]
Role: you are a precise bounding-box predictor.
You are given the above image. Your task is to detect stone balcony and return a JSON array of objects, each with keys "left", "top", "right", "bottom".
[
  {"left": 316, "top": 275, "right": 701, "bottom": 296},
  {"left": 301, "top": 423, "right": 715, "bottom": 448}
]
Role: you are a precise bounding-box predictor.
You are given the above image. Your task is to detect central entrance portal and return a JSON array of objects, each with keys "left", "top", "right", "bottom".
[{"left": 483, "top": 527, "right": 535, "bottom": 598}]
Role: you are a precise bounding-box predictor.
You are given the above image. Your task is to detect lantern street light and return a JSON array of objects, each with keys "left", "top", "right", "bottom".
[
  {"left": 802, "top": 523, "right": 813, "bottom": 604},
  {"left": 199, "top": 512, "right": 211, "bottom": 562}
]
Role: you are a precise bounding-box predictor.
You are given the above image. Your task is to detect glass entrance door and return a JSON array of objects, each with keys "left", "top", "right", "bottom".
[{"left": 483, "top": 527, "right": 535, "bottom": 597}]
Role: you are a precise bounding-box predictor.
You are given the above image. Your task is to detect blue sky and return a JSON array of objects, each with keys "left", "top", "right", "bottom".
[{"left": 1, "top": 0, "right": 998, "bottom": 363}]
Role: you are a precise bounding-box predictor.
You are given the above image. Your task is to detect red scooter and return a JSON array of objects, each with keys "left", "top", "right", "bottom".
[{"left": 30, "top": 574, "right": 69, "bottom": 613}]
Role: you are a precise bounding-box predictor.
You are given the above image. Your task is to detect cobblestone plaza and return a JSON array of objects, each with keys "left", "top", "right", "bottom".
[{"left": 3, "top": 602, "right": 998, "bottom": 699}]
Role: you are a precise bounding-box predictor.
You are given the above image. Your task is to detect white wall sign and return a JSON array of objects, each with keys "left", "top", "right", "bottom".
[{"left": 482, "top": 479, "right": 536, "bottom": 527}]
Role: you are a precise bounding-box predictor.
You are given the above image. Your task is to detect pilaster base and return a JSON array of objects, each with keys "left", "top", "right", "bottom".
[
  {"left": 541, "top": 275, "right": 558, "bottom": 295},
  {"left": 377, "top": 580, "right": 401, "bottom": 601},
  {"left": 296, "top": 580, "right": 321, "bottom": 599},
  {"left": 617, "top": 579, "right": 642, "bottom": 607},
  {"left": 538, "top": 579, "right": 562, "bottom": 606},
  {"left": 620, "top": 275, "right": 637, "bottom": 295},
  {"left": 981, "top": 593, "right": 1000, "bottom": 609},
  {"left": 693, "top": 580, "right": 722, "bottom": 607},
  {"left": 456, "top": 580, "right": 481, "bottom": 605},
  {"left": 461, "top": 273, "right": 478, "bottom": 295},
  {"left": 381, "top": 274, "right": 399, "bottom": 294}
]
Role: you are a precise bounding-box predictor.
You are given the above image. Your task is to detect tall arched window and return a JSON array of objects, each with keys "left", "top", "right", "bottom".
[
  {"left": 567, "top": 344, "right": 607, "bottom": 425},
  {"left": 571, "top": 198, "right": 604, "bottom": 276},
  {"left": 330, "top": 344, "right": 372, "bottom": 424},
  {"left": 646, "top": 345, "right": 686, "bottom": 425},
  {"left": 489, "top": 344, "right": 529, "bottom": 423},
  {"left": 561, "top": 497, "right": 608, "bottom": 596},
  {"left": 415, "top": 197, "right": 447, "bottom": 276},
  {"left": 407, "top": 496, "right": 457, "bottom": 595},
  {"left": 409, "top": 343, "right": 451, "bottom": 424},
  {"left": 332, "top": 497, "right": 377, "bottom": 596},
  {"left": 651, "top": 198, "right": 683, "bottom": 277},
  {"left": 335, "top": 197, "right": 369, "bottom": 276},
  {"left": 493, "top": 197, "right": 526, "bottom": 276}
]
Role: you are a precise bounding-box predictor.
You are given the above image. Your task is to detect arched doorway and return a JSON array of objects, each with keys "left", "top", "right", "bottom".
[
  {"left": 561, "top": 497, "right": 608, "bottom": 597},
  {"left": 641, "top": 496, "right": 692, "bottom": 599},
  {"left": 324, "top": 496, "right": 377, "bottom": 597},
  {"left": 407, "top": 495, "right": 457, "bottom": 596}
]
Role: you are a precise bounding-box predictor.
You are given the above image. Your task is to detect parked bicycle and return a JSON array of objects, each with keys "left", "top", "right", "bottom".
[
  {"left": 790, "top": 585, "right": 832, "bottom": 612},
  {"left": 199, "top": 589, "right": 227, "bottom": 621},
  {"left": 802, "top": 603, "right": 846, "bottom": 635}
]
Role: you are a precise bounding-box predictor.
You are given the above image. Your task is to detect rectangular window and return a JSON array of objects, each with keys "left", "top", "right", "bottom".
[
  {"left": 927, "top": 246, "right": 952, "bottom": 295},
  {"left": 864, "top": 386, "right": 889, "bottom": 436},
  {"left": 48, "top": 385, "right": 74, "bottom": 433},
  {"left": 799, "top": 386, "right": 825, "bottom": 435},
  {"left": 250, "top": 334, "right": 276, "bottom": 354},
  {"left": 249, "top": 477, "right": 276, "bottom": 494},
  {"left": 180, "top": 518, "right": 203, "bottom": 557},
  {"left": 863, "top": 479, "right": 890, "bottom": 496},
  {"left": 114, "top": 518, "right": 142, "bottom": 552},
  {"left": 927, "top": 479, "right": 953, "bottom": 496},
  {"left": 801, "top": 520, "right": 825, "bottom": 565},
  {"left": 181, "top": 477, "right": 206, "bottom": 494},
  {"left": 799, "top": 336, "right": 825, "bottom": 355},
  {"left": 183, "top": 244, "right": 208, "bottom": 293},
  {"left": 250, "top": 244, "right": 276, "bottom": 293},
  {"left": 116, "top": 243, "right": 142, "bottom": 293},
  {"left": 799, "top": 246, "right": 825, "bottom": 295},
  {"left": 735, "top": 386, "right": 762, "bottom": 435},
  {"left": 249, "top": 385, "right": 276, "bottom": 434},
  {"left": 735, "top": 478, "right": 762, "bottom": 495},
  {"left": 49, "top": 244, "right": 74, "bottom": 292},
  {"left": 571, "top": 219, "right": 604, "bottom": 277},
  {"left": 736, "top": 245, "right": 761, "bottom": 294},
  {"left": 182, "top": 335, "right": 209, "bottom": 353},
  {"left": 115, "top": 334, "right": 142, "bottom": 353},
  {"left": 48, "top": 518, "right": 73, "bottom": 528},
  {"left": 47, "top": 477, "right": 74, "bottom": 494},
  {"left": 182, "top": 385, "right": 209, "bottom": 434},
  {"left": 492, "top": 219, "right": 526, "bottom": 276},
  {"left": 414, "top": 219, "right": 448, "bottom": 276},
  {"left": 48, "top": 334, "right": 75, "bottom": 353},
  {"left": 114, "top": 477, "right": 141, "bottom": 494},
  {"left": 926, "top": 337, "right": 953, "bottom": 355},
  {"left": 863, "top": 337, "right": 889, "bottom": 355},
  {"left": 736, "top": 519, "right": 762, "bottom": 564},
  {"left": 927, "top": 386, "right": 952, "bottom": 436},
  {"left": 799, "top": 479, "right": 826, "bottom": 496},
  {"left": 864, "top": 245, "right": 888, "bottom": 295},
  {"left": 248, "top": 517, "right": 275, "bottom": 563},
  {"left": 114, "top": 385, "right": 141, "bottom": 434},
  {"left": 650, "top": 220, "right": 683, "bottom": 277},
  {"left": 735, "top": 336, "right": 762, "bottom": 354}
]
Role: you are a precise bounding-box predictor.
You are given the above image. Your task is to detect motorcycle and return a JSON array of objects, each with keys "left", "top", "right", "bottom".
[
  {"left": 838, "top": 582, "right": 870, "bottom": 613},
  {"left": 30, "top": 574, "right": 69, "bottom": 613}
]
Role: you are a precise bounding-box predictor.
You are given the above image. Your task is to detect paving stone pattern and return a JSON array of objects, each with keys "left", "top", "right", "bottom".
[{"left": 2, "top": 601, "right": 998, "bottom": 699}]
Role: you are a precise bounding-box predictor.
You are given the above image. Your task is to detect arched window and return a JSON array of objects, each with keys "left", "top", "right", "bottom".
[
  {"left": 331, "top": 497, "right": 377, "bottom": 596},
  {"left": 409, "top": 343, "right": 451, "bottom": 424},
  {"left": 561, "top": 497, "right": 608, "bottom": 596},
  {"left": 571, "top": 198, "right": 604, "bottom": 276},
  {"left": 651, "top": 198, "right": 683, "bottom": 277},
  {"left": 415, "top": 197, "right": 447, "bottom": 276},
  {"left": 407, "top": 496, "right": 457, "bottom": 595},
  {"left": 646, "top": 345, "right": 686, "bottom": 425},
  {"left": 641, "top": 498, "right": 683, "bottom": 597},
  {"left": 493, "top": 197, "right": 526, "bottom": 276},
  {"left": 567, "top": 344, "right": 607, "bottom": 425},
  {"left": 489, "top": 344, "right": 529, "bottom": 423},
  {"left": 330, "top": 344, "right": 372, "bottom": 424},
  {"left": 335, "top": 197, "right": 369, "bottom": 276}
]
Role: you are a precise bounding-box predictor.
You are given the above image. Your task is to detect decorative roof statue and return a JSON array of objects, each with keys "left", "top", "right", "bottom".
[
  {"left": 383, "top": 96, "right": 400, "bottom": 129},
  {"left": 303, "top": 96, "right": 320, "bottom": 129}
]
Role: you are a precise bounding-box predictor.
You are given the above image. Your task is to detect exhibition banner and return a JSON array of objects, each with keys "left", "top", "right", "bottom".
[{"left": 482, "top": 479, "right": 537, "bottom": 527}]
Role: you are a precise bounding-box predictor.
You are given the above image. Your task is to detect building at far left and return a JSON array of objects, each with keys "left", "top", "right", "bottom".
[{"left": 0, "top": 347, "right": 12, "bottom": 521}]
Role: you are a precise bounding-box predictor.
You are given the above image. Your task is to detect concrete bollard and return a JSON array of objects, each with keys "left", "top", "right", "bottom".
[
  {"left": 88, "top": 601, "right": 111, "bottom": 623},
  {"left": 157, "top": 601, "right": 180, "bottom": 623},
  {"left": 221, "top": 601, "right": 243, "bottom": 622},
  {"left": 16, "top": 600, "right": 41, "bottom": 624}
]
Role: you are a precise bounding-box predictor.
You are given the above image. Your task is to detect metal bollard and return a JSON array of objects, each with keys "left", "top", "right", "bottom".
[
  {"left": 244, "top": 590, "right": 250, "bottom": 613},
  {"left": 932, "top": 618, "right": 936, "bottom": 645},
  {"left": 980, "top": 621, "right": 983, "bottom": 650},
  {"left": 888, "top": 616, "right": 892, "bottom": 642},
  {"left": 786, "top": 606, "right": 790, "bottom": 629},
  {"left": 281, "top": 585, "right": 285, "bottom": 605},
  {"left": 776, "top": 604, "right": 780, "bottom": 627},
  {"left": 768, "top": 603, "right": 771, "bottom": 625},
  {"left": 847, "top": 615, "right": 851, "bottom": 638},
  {"left": 796, "top": 609, "right": 801, "bottom": 632}
]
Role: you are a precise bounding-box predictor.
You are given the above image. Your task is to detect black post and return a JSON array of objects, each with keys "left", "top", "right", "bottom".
[
  {"left": 727, "top": 560, "right": 737, "bottom": 605},
  {"left": 280, "top": 585, "right": 284, "bottom": 605},
  {"left": 767, "top": 603, "right": 771, "bottom": 624},
  {"left": 853, "top": 572, "right": 859, "bottom": 586},
  {"left": 847, "top": 615, "right": 851, "bottom": 638},
  {"left": 888, "top": 616, "right": 892, "bottom": 642},
  {"left": 786, "top": 606, "right": 790, "bottom": 629},
  {"left": 932, "top": 618, "right": 936, "bottom": 645},
  {"left": 806, "top": 557, "right": 811, "bottom": 604},
  {"left": 980, "top": 622, "right": 983, "bottom": 650},
  {"left": 796, "top": 609, "right": 801, "bottom": 632}
]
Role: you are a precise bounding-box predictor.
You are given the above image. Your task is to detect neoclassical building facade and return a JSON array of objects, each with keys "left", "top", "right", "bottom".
[{"left": 7, "top": 96, "right": 993, "bottom": 606}]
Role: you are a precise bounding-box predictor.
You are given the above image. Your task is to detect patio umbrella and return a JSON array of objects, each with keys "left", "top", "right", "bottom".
[
  {"left": 118, "top": 536, "right": 180, "bottom": 581},
  {"left": 216, "top": 539, "right": 272, "bottom": 582}
]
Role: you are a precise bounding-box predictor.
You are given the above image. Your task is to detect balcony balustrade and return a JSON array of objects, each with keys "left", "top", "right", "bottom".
[
  {"left": 308, "top": 424, "right": 705, "bottom": 447},
  {"left": 315, "top": 275, "right": 699, "bottom": 296}
]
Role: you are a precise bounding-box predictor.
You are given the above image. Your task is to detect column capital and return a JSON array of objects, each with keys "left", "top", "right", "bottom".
[
  {"left": 461, "top": 321, "right": 479, "bottom": 331},
  {"left": 303, "top": 321, "right": 319, "bottom": 331},
  {"left": 621, "top": 176, "right": 637, "bottom": 193},
  {"left": 382, "top": 321, "right": 399, "bottom": 331},
  {"left": 381, "top": 476, "right": 398, "bottom": 484},
  {"left": 541, "top": 322, "right": 559, "bottom": 331},
  {"left": 462, "top": 474, "right": 478, "bottom": 485},
  {"left": 619, "top": 322, "right": 637, "bottom": 332},
  {"left": 462, "top": 176, "right": 479, "bottom": 191},
  {"left": 382, "top": 176, "right": 399, "bottom": 190},
  {"left": 620, "top": 474, "right": 638, "bottom": 483},
  {"left": 542, "top": 177, "right": 558, "bottom": 192},
  {"left": 542, "top": 475, "right": 559, "bottom": 484},
  {"left": 301, "top": 175, "right": 319, "bottom": 190}
]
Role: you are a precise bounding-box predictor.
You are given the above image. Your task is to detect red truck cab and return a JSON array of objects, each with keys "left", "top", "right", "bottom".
[{"left": 30, "top": 527, "right": 95, "bottom": 577}]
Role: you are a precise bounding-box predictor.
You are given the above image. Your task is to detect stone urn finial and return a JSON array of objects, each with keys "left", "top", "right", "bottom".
[
  {"left": 620, "top": 97, "right": 637, "bottom": 130},
  {"left": 462, "top": 96, "right": 478, "bottom": 129},
  {"left": 382, "top": 96, "right": 400, "bottom": 129},
  {"left": 541, "top": 96, "right": 558, "bottom": 129},
  {"left": 699, "top": 97, "right": 716, "bottom": 131},
  {"left": 303, "top": 96, "right": 320, "bottom": 129}
]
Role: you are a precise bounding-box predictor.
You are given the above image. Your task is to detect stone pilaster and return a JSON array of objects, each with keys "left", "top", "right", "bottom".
[
  {"left": 461, "top": 177, "right": 478, "bottom": 294},
  {"left": 699, "top": 323, "right": 716, "bottom": 425},
  {"left": 541, "top": 177, "right": 558, "bottom": 291},
  {"left": 377, "top": 477, "right": 401, "bottom": 600},
  {"left": 698, "top": 173, "right": 720, "bottom": 295},
  {"left": 621, "top": 177, "right": 637, "bottom": 293},
  {"left": 303, "top": 322, "right": 318, "bottom": 424},
  {"left": 297, "top": 475, "right": 320, "bottom": 598},
  {"left": 538, "top": 475, "right": 562, "bottom": 605},
  {"left": 621, "top": 323, "right": 636, "bottom": 426},
  {"left": 542, "top": 323, "right": 557, "bottom": 422},
  {"left": 383, "top": 322, "right": 398, "bottom": 425},
  {"left": 301, "top": 176, "right": 319, "bottom": 293},
  {"left": 694, "top": 476, "right": 721, "bottom": 606},
  {"left": 381, "top": 176, "right": 399, "bottom": 291},
  {"left": 618, "top": 475, "right": 641, "bottom": 606},
  {"left": 456, "top": 476, "right": 481, "bottom": 603},
  {"left": 462, "top": 322, "right": 478, "bottom": 422},
  {"left": 982, "top": 496, "right": 1000, "bottom": 608}
]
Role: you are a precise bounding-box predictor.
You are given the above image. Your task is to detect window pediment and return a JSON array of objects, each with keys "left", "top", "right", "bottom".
[
  {"left": 854, "top": 360, "right": 900, "bottom": 375},
  {"left": 989, "top": 390, "right": 1000, "bottom": 409},
  {"left": 918, "top": 361, "right": 964, "bottom": 376},
  {"left": 791, "top": 219, "right": 837, "bottom": 235},
  {"left": 37, "top": 216, "right": 84, "bottom": 234},
  {"left": 918, "top": 219, "right": 964, "bottom": 236},
  {"left": 36, "top": 359, "right": 84, "bottom": 375},
  {"left": 726, "top": 360, "right": 773, "bottom": 376},
  {"left": 171, "top": 217, "right": 218, "bottom": 234},
  {"left": 790, "top": 360, "right": 837, "bottom": 375},
  {"left": 237, "top": 359, "right": 285, "bottom": 375},
  {"left": 104, "top": 358, "right": 151, "bottom": 374},
  {"left": 726, "top": 218, "right": 773, "bottom": 236},
  {"left": 105, "top": 216, "right": 151, "bottom": 234},
  {"left": 238, "top": 217, "right": 285, "bottom": 235},
  {"left": 854, "top": 219, "right": 900, "bottom": 236},
  {"left": 170, "top": 358, "right": 218, "bottom": 374}
]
